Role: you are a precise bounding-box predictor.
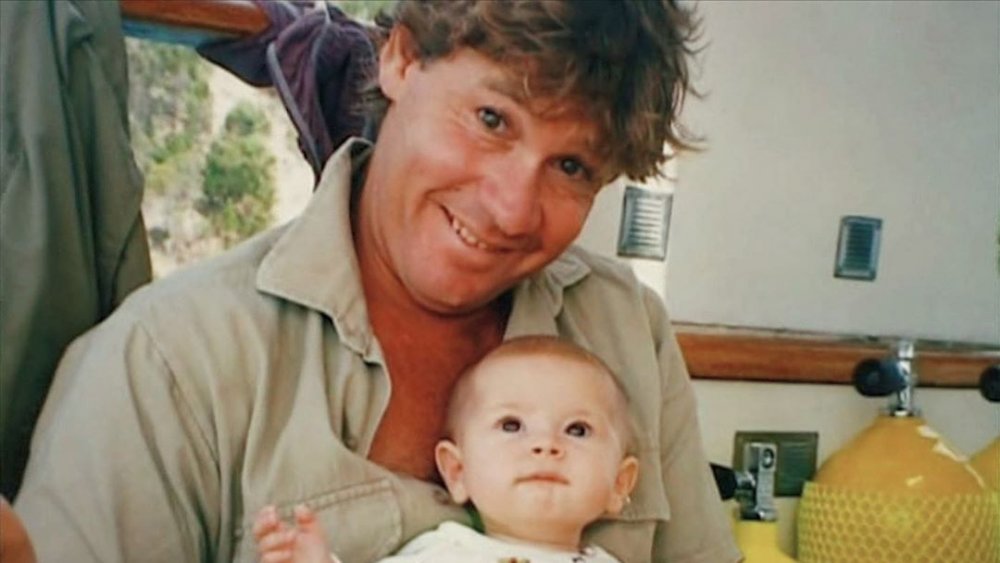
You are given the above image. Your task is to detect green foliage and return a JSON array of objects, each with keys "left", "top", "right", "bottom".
[
  {"left": 143, "top": 151, "right": 203, "bottom": 195},
  {"left": 224, "top": 103, "right": 271, "bottom": 137},
  {"left": 201, "top": 103, "right": 276, "bottom": 245},
  {"left": 126, "top": 39, "right": 211, "bottom": 195},
  {"left": 332, "top": 0, "right": 397, "bottom": 22}
]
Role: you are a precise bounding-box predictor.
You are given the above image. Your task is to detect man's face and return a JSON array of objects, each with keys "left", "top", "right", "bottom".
[
  {"left": 438, "top": 354, "right": 636, "bottom": 549},
  {"left": 356, "top": 28, "right": 606, "bottom": 314}
]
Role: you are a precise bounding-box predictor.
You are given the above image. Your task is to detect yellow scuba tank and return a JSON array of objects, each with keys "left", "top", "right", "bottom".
[
  {"left": 797, "top": 341, "right": 999, "bottom": 562},
  {"left": 970, "top": 365, "right": 1000, "bottom": 490},
  {"left": 972, "top": 436, "right": 1000, "bottom": 491},
  {"left": 735, "top": 520, "right": 795, "bottom": 563}
]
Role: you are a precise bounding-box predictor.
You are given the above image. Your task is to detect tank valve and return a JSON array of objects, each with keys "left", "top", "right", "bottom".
[
  {"left": 852, "top": 339, "right": 918, "bottom": 416},
  {"left": 710, "top": 442, "right": 779, "bottom": 521}
]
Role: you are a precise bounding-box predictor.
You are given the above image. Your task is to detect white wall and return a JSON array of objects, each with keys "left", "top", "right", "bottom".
[
  {"left": 576, "top": 1, "right": 1000, "bottom": 555},
  {"left": 668, "top": 0, "right": 1000, "bottom": 344}
]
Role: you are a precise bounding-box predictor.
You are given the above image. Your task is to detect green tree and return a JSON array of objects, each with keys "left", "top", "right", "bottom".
[
  {"left": 333, "top": 0, "right": 396, "bottom": 22},
  {"left": 224, "top": 102, "right": 271, "bottom": 137},
  {"left": 200, "top": 103, "right": 276, "bottom": 245},
  {"left": 126, "top": 39, "right": 211, "bottom": 195}
]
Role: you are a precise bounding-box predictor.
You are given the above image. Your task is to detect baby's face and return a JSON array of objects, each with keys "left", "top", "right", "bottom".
[{"left": 438, "top": 353, "right": 637, "bottom": 549}]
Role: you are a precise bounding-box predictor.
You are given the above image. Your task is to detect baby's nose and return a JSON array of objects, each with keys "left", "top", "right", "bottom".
[{"left": 531, "top": 441, "right": 564, "bottom": 457}]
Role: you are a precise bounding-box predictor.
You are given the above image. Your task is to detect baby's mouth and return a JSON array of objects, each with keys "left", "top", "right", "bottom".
[{"left": 517, "top": 472, "right": 569, "bottom": 485}]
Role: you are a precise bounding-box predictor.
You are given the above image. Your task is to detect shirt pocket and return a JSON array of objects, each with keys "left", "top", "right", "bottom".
[{"left": 234, "top": 479, "right": 402, "bottom": 563}]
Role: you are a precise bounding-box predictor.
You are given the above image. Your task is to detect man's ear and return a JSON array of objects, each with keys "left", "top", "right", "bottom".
[
  {"left": 378, "top": 24, "right": 420, "bottom": 102},
  {"left": 434, "top": 440, "right": 469, "bottom": 504},
  {"left": 606, "top": 455, "right": 640, "bottom": 515}
]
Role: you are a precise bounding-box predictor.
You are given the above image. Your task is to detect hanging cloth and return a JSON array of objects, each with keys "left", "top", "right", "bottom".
[
  {"left": 0, "top": 0, "right": 151, "bottom": 498},
  {"left": 197, "top": 0, "right": 377, "bottom": 181}
]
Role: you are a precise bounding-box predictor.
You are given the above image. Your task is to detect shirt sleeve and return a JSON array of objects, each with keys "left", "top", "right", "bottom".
[
  {"left": 14, "top": 310, "right": 220, "bottom": 563},
  {"left": 641, "top": 287, "right": 744, "bottom": 563}
]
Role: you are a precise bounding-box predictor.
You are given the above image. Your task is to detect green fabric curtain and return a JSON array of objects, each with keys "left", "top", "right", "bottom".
[{"left": 0, "top": 0, "right": 151, "bottom": 498}]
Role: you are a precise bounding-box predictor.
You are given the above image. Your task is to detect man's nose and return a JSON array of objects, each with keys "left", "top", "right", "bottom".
[{"left": 480, "top": 154, "right": 543, "bottom": 237}]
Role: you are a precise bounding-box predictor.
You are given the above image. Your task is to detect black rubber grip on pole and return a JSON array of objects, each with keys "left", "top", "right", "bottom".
[
  {"left": 980, "top": 364, "right": 1000, "bottom": 402},
  {"left": 853, "top": 358, "right": 907, "bottom": 397}
]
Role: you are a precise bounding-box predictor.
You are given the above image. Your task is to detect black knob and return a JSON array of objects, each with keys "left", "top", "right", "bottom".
[
  {"left": 980, "top": 364, "right": 1000, "bottom": 402},
  {"left": 853, "top": 357, "right": 907, "bottom": 397}
]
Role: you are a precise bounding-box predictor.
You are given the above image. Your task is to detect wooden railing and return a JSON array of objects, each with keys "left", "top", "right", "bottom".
[
  {"left": 120, "top": 0, "right": 269, "bottom": 37},
  {"left": 676, "top": 323, "right": 997, "bottom": 387},
  {"left": 118, "top": 0, "right": 999, "bottom": 388}
]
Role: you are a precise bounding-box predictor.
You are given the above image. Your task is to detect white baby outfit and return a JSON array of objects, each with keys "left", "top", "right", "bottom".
[{"left": 375, "top": 522, "right": 622, "bottom": 563}]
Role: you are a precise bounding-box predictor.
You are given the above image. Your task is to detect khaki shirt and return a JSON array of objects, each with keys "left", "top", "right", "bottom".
[{"left": 17, "top": 140, "right": 740, "bottom": 563}]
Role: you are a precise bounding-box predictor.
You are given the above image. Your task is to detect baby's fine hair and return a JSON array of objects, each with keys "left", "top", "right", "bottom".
[{"left": 444, "top": 335, "right": 636, "bottom": 452}]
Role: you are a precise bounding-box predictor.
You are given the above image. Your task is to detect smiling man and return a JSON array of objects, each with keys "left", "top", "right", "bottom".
[{"left": 16, "top": 2, "right": 740, "bottom": 562}]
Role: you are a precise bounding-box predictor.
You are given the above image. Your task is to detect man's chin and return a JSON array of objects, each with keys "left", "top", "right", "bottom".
[{"left": 410, "top": 283, "right": 511, "bottom": 317}]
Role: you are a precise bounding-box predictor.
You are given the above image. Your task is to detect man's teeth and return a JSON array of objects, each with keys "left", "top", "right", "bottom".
[{"left": 451, "top": 217, "right": 490, "bottom": 250}]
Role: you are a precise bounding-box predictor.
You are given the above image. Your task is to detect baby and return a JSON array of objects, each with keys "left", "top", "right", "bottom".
[{"left": 254, "top": 336, "right": 639, "bottom": 562}]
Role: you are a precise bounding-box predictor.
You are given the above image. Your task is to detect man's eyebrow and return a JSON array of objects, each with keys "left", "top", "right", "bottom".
[
  {"left": 483, "top": 76, "right": 529, "bottom": 104},
  {"left": 482, "top": 75, "right": 606, "bottom": 169}
]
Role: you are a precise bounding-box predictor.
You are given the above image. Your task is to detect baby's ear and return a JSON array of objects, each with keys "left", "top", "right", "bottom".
[
  {"left": 606, "top": 455, "right": 640, "bottom": 515},
  {"left": 434, "top": 440, "right": 469, "bottom": 504}
]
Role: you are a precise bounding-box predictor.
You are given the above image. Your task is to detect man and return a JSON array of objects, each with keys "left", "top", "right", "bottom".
[{"left": 16, "top": 2, "right": 740, "bottom": 562}]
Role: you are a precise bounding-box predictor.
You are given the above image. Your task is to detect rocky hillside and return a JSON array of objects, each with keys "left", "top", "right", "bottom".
[{"left": 126, "top": 39, "right": 311, "bottom": 279}]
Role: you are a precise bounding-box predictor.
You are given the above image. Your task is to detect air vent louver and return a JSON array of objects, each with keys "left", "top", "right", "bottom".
[
  {"left": 835, "top": 216, "right": 882, "bottom": 281},
  {"left": 617, "top": 185, "right": 672, "bottom": 261}
]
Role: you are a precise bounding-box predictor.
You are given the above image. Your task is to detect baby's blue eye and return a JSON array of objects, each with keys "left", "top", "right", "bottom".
[
  {"left": 500, "top": 417, "right": 522, "bottom": 432},
  {"left": 478, "top": 107, "right": 504, "bottom": 130},
  {"left": 566, "top": 421, "right": 591, "bottom": 437}
]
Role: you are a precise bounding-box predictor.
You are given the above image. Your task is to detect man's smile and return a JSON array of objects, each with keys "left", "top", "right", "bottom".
[
  {"left": 448, "top": 212, "right": 495, "bottom": 251},
  {"left": 442, "top": 207, "right": 520, "bottom": 253}
]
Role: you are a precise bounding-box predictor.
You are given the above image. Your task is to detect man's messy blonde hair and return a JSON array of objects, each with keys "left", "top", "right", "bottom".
[{"left": 365, "top": 0, "right": 702, "bottom": 182}]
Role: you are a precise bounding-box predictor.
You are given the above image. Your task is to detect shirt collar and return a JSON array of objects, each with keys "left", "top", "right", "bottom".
[
  {"left": 506, "top": 247, "right": 590, "bottom": 338},
  {"left": 257, "top": 138, "right": 377, "bottom": 358},
  {"left": 256, "top": 137, "right": 592, "bottom": 356}
]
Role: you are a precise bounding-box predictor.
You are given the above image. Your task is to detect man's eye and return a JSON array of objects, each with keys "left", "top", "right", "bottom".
[
  {"left": 557, "top": 157, "right": 589, "bottom": 180},
  {"left": 565, "top": 421, "right": 591, "bottom": 438},
  {"left": 499, "top": 417, "right": 522, "bottom": 432},
  {"left": 477, "top": 107, "right": 505, "bottom": 130}
]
